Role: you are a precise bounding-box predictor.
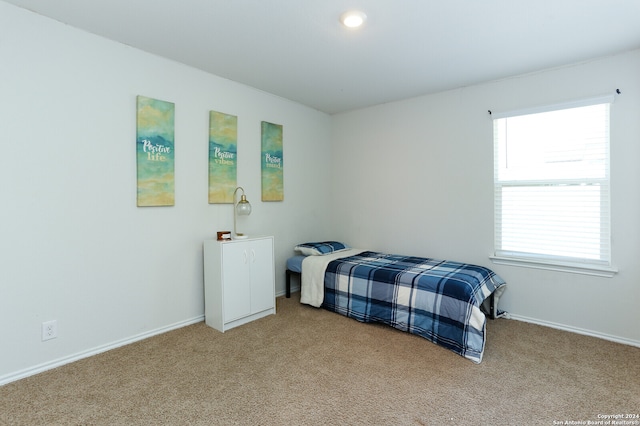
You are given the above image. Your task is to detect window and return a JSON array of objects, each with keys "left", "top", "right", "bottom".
[{"left": 491, "top": 96, "right": 616, "bottom": 277}]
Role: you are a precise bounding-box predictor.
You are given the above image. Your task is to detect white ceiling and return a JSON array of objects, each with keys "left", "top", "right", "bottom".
[{"left": 4, "top": 0, "right": 640, "bottom": 114}]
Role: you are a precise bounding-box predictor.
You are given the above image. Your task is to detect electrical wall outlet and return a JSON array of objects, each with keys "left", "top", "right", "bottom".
[{"left": 42, "top": 320, "right": 58, "bottom": 341}]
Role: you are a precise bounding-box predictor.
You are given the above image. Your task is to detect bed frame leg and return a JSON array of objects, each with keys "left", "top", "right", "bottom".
[
  {"left": 286, "top": 269, "right": 291, "bottom": 298},
  {"left": 489, "top": 292, "right": 496, "bottom": 320}
]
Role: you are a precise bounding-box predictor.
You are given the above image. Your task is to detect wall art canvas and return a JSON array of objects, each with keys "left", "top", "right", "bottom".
[
  {"left": 208, "top": 111, "right": 238, "bottom": 203},
  {"left": 261, "top": 121, "right": 284, "bottom": 201},
  {"left": 136, "top": 95, "right": 175, "bottom": 207}
]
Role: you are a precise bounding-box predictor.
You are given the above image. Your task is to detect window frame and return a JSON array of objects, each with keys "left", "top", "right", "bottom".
[{"left": 490, "top": 95, "right": 617, "bottom": 278}]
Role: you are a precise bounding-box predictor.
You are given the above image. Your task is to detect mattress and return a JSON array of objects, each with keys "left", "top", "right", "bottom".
[{"left": 286, "top": 255, "right": 306, "bottom": 273}]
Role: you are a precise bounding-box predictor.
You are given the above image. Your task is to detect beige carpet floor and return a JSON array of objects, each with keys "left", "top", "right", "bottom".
[{"left": 1, "top": 293, "right": 638, "bottom": 425}]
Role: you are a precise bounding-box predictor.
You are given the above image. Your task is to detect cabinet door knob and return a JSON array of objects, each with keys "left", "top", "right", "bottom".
[{"left": 251, "top": 249, "right": 256, "bottom": 263}]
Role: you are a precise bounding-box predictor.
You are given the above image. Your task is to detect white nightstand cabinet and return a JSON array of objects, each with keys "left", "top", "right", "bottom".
[{"left": 203, "top": 236, "right": 275, "bottom": 332}]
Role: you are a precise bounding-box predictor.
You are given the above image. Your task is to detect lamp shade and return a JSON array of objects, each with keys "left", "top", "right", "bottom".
[
  {"left": 233, "top": 187, "right": 251, "bottom": 238},
  {"left": 236, "top": 195, "right": 251, "bottom": 216}
]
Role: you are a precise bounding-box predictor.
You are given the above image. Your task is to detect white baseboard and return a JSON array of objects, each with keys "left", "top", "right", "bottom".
[
  {"left": 0, "top": 315, "right": 204, "bottom": 387},
  {"left": 276, "top": 285, "right": 300, "bottom": 298},
  {"left": 6, "top": 310, "right": 634, "bottom": 387},
  {"left": 506, "top": 313, "right": 640, "bottom": 348}
]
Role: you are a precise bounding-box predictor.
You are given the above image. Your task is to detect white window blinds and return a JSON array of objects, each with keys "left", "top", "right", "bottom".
[{"left": 493, "top": 96, "right": 614, "bottom": 274}]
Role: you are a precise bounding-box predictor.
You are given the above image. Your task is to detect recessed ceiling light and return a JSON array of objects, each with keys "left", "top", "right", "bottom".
[{"left": 340, "top": 10, "right": 367, "bottom": 28}]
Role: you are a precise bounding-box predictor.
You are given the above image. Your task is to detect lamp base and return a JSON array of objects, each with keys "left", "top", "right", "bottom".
[{"left": 234, "top": 234, "right": 248, "bottom": 240}]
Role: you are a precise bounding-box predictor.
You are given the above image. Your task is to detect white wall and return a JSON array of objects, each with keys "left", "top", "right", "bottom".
[
  {"left": 330, "top": 50, "right": 640, "bottom": 346},
  {"left": 0, "top": 2, "right": 332, "bottom": 384}
]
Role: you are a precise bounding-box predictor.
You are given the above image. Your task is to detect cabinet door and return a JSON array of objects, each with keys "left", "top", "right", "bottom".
[
  {"left": 249, "top": 238, "right": 274, "bottom": 313},
  {"left": 221, "top": 242, "right": 251, "bottom": 321}
]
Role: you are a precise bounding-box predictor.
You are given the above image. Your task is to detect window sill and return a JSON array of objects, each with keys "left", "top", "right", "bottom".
[{"left": 489, "top": 255, "right": 618, "bottom": 278}]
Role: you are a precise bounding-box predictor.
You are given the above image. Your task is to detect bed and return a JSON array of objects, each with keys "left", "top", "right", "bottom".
[{"left": 286, "top": 242, "right": 507, "bottom": 363}]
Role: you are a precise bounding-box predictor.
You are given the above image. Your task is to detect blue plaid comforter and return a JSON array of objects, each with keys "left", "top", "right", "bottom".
[{"left": 323, "top": 251, "right": 506, "bottom": 363}]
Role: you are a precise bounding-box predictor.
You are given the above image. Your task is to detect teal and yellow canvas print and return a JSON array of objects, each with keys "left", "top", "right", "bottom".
[
  {"left": 261, "top": 121, "right": 283, "bottom": 201},
  {"left": 136, "top": 96, "right": 175, "bottom": 207},
  {"left": 208, "top": 111, "right": 237, "bottom": 203}
]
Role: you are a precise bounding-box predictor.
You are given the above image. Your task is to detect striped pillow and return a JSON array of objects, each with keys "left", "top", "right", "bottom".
[{"left": 295, "top": 241, "right": 350, "bottom": 256}]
